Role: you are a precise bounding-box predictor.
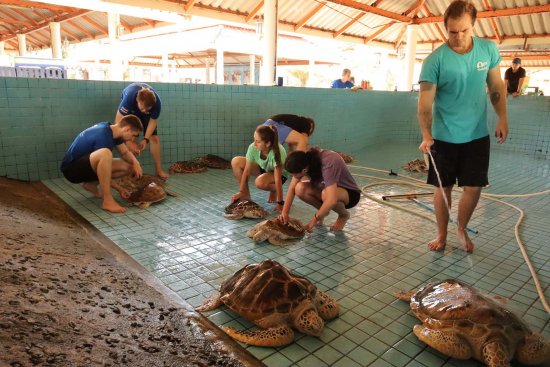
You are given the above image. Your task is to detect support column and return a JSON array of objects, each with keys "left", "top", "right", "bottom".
[
  {"left": 308, "top": 59, "right": 315, "bottom": 87},
  {"left": 249, "top": 54, "right": 255, "bottom": 85},
  {"left": 49, "top": 22, "right": 62, "bottom": 59},
  {"left": 107, "top": 12, "right": 122, "bottom": 81},
  {"left": 0, "top": 41, "right": 5, "bottom": 54},
  {"left": 17, "top": 34, "right": 27, "bottom": 56},
  {"left": 402, "top": 24, "right": 419, "bottom": 91},
  {"left": 205, "top": 58, "right": 210, "bottom": 84},
  {"left": 161, "top": 52, "right": 169, "bottom": 82},
  {"left": 260, "top": 0, "right": 277, "bottom": 86},
  {"left": 216, "top": 46, "right": 224, "bottom": 85}
]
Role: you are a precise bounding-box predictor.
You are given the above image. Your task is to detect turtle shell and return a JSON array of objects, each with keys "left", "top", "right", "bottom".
[
  {"left": 127, "top": 182, "right": 167, "bottom": 205},
  {"left": 262, "top": 218, "right": 306, "bottom": 238},
  {"left": 411, "top": 279, "right": 529, "bottom": 335},
  {"left": 335, "top": 151, "right": 353, "bottom": 164},
  {"left": 168, "top": 161, "right": 207, "bottom": 174},
  {"left": 224, "top": 200, "right": 267, "bottom": 216},
  {"left": 114, "top": 174, "right": 166, "bottom": 192},
  {"left": 195, "top": 154, "right": 231, "bottom": 169},
  {"left": 219, "top": 260, "right": 317, "bottom": 322}
]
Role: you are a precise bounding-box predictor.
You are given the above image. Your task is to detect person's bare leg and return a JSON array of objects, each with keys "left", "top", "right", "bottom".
[
  {"left": 149, "top": 135, "right": 168, "bottom": 179},
  {"left": 89, "top": 149, "right": 126, "bottom": 213},
  {"left": 110, "top": 159, "right": 133, "bottom": 199},
  {"left": 255, "top": 173, "right": 278, "bottom": 202},
  {"left": 322, "top": 187, "right": 351, "bottom": 231},
  {"left": 428, "top": 186, "right": 453, "bottom": 251},
  {"left": 295, "top": 182, "right": 324, "bottom": 225},
  {"left": 285, "top": 131, "right": 308, "bottom": 152},
  {"left": 81, "top": 182, "right": 101, "bottom": 198},
  {"left": 231, "top": 156, "right": 246, "bottom": 182},
  {"left": 456, "top": 186, "right": 481, "bottom": 253}
]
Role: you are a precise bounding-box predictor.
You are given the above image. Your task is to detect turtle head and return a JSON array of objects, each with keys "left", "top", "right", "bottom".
[
  {"left": 315, "top": 291, "right": 339, "bottom": 320},
  {"left": 515, "top": 333, "right": 550, "bottom": 365},
  {"left": 295, "top": 308, "right": 324, "bottom": 336}
]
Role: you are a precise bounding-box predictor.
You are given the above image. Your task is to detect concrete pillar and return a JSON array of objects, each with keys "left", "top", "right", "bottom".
[
  {"left": 249, "top": 55, "right": 255, "bottom": 85},
  {"left": 402, "top": 24, "right": 419, "bottom": 91},
  {"left": 49, "top": 22, "right": 62, "bottom": 59},
  {"left": 107, "top": 12, "right": 122, "bottom": 81},
  {"left": 17, "top": 34, "right": 27, "bottom": 56},
  {"left": 205, "top": 58, "right": 211, "bottom": 84},
  {"left": 216, "top": 46, "right": 224, "bottom": 85},
  {"left": 0, "top": 41, "right": 4, "bottom": 55},
  {"left": 260, "top": 0, "right": 277, "bottom": 86}
]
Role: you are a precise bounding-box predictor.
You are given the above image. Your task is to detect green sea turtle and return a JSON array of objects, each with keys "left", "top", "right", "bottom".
[
  {"left": 224, "top": 200, "right": 268, "bottom": 220},
  {"left": 195, "top": 154, "right": 231, "bottom": 169},
  {"left": 168, "top": 160, "right": 207, "bottom": 174},
  {"left": 397, "top": 279, "right": 550, "bottom": 367},
  {"left": 196, "top": 260, "right": 339, "bottom": 347},
  {"left": 112, "top": 174, "right": 177, "bottom": 209}
]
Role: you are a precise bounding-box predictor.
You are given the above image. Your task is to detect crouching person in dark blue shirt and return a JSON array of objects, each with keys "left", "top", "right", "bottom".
[{"left": 61, "top": 115, "right": 144, "bottom": 213}]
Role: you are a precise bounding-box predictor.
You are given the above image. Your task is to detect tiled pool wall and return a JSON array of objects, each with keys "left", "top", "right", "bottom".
[{"left": 0, "top": 76, "right": 548, "bottom": 181}]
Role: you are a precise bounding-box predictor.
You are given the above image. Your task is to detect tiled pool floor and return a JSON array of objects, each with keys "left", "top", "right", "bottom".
[{"left": 44, "top": 143, "right": 550, "bottom": 367}]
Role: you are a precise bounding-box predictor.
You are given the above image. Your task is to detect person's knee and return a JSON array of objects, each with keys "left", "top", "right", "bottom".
[
  {"left": 92, "top": 148, "right": 113, "bottom": 162},
  {"left": 294, "top": 182, "right": 307, "bottom": 198},
  {"left": 255, "top": 177, "right": 269, "bottom": 190},
  {"left": 150, "top": 135, "right": 160, "bottom": 143},
  {"left": 231, "top": 156, "right": 245, "bottom": 170}
]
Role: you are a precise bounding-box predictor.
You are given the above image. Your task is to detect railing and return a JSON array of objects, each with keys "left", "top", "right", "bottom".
[{"left": 0, "top": 65, "right": 66, "bottom": 79}]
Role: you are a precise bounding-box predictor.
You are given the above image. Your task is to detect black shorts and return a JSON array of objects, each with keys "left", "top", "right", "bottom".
[
  {"left": 259, "top": 168, "right": 288, "bottom": 184},
  {"left": 345, "top": 188, "right": 361, "bottom": 209},
  {"left": 62, "top": 155, "right": 97, "bottom": 183},
  {"left": 427, "top": 135, "right": 490, "bottom": 187}
]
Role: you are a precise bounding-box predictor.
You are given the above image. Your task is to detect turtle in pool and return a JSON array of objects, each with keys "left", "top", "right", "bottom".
[
  {"left": 112, "top": 174, "right": 177, "bottom": 209},
  {"left": 402, "top": 158, "right": 428, "bottom": 174},
  {"left": 195, "top": 154, "right": 232, "bottom": 169},
  {"left": 397, "top": 279, "right": 550, "bottom": 367},
  {"left": 335, "top": 151, "right": 353, "bottom": 163},
  {"left": 196, "top": 259, "right": 339, "bottom": 347},
  {"left": 247, "top": 217, "right": 306, "bottom": 245},
  {"left": 224, "top": 200, "right": 268, "bottom": 220},
  {"left": 168, "top": 160, "right": 207, "bottom": 174}
]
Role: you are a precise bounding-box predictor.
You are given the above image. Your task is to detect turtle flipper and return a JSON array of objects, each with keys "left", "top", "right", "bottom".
[
  {"left": 224, "top": 213, "right": 243, "bottom": 220},
  {"left": 138, "top": 202, "right": 151, "bottom": 209},
  {"left": 267, "top": 237, "right": 296, "bottom": 246},
  {"left": 164, "top": 189, "right": 179, "bottom": 197},
  {"left": 413, "top": 325, "right": 472, "bottom": 360},
  {"left": 396, "top": 290, "right": 415, "bottom": 301},
  {"left": 515, "top": 333, "right": 550, "bottom": 365},
  {"left": 195, "top": 294, "right": 223, "bottom": 312},
  {"left": 481, "top": 340, "right": 511, "bottom": 367},
  {"left": 223, "top": 325, "right": 295, "bottom": 347}
]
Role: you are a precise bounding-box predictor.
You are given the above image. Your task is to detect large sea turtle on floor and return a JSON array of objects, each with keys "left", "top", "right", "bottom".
[
  {"left": 224, "top": 200, "right": 268, "bottom": 220},
  {"left": 195, "top": 154, "right": 232, "bottom": 169},
  {"left": 397, "top": 279, "right": 550, "bottom": 367},
  {"left": 196, "top": 259, "right": 339, "bottom": 347},
  {"left": 402, "top": 158, "right": 428, "bottom": 173},
  {"left": 247, "top": 217, "right": 305, "bottom": 245},
  {"left": 168, "top": 160, "right": 207, "bottom": 174},
  {"left": 335, "top": 151, "right": 354, "bottom": 163},
  {"left": 112, "top": 174, "right": 177, "bottom": 209}
]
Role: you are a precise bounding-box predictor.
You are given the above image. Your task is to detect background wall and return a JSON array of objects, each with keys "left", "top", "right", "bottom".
[{"left": 0, "top": 77, "right": 548, "bottom": 181}]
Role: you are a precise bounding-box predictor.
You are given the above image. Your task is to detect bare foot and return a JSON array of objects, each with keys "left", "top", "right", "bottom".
[
  {"left": 268, "top": 191, "right": 276, "bottom": 203},
  {"left": 329, "top": 211, "right": 350, "bottom": 231},
  {"left": 428, "top": 236, "right": 446, "bottom": 252},
  {"left": 156, "top": 169, "right": 169, "bottom": 180},
  {"left": 456, "top": 228, "right": 474, "bottom": 253},
  {"left": 81, "top": 182, "right": 101, "bottom": 198},
  {"left": 102, "top": 198, "right": 126, "bottom": 213}
]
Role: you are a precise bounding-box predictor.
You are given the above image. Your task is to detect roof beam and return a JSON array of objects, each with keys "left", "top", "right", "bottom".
[
  {"left": 325, "top": 0, "right": 411, "bottom": 23},
  {"left": 414, "top": 4, "right": 550, "bottom": 24},
  {"left": 482, "top": 0, "right": 501, "bottom": 44},
  {"left": 9, "top": 7, "right": 39, "bottom": 25},
  {"left": 245, "top": 0, "right": 264, "bottom": 23},
  {"left": 1, "top": 0, "right": 77, "bottom": 13},
  {"left": 422, "top": 4, "right": 445, "bottom": 42},
  {"left": 0, "top": 14, "right": 34, "bottom": 27},
  {"left": 81, "top": 15, "right": 108, "bottom": 35},
  {"left": 333, "top": 12, "right": 363, "bottom": 38},
  {"left": 364, "top": 21, "right": 394, "bottom": 43},
  {"left": 295, "top": 2, "right": 325, "bottom": 31},
  {"left": 184, "top": 0, "right": 197, "bottom": 12},
  {"left": 66, "top": 19, "right": 94, "bottom": 38}
]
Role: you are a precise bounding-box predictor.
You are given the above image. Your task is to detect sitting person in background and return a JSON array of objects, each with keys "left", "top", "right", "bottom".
[
  {"left": 279, "top": 148, "right": 361, "bottom": 231},
  {"left": 231, "top": 125, "right": 289, "bottom": 212},
  {"left": 331, "top": 68, "right": 354, "bottom": 89},
  {"left": 61, "top": 115, "right": 143, "bottom": 213},
  {"left": 262, "top": 114, "right": 315, "bottom": 152},
  {"left": 504, "top": 58, "right": 526, "bottom": 97}
]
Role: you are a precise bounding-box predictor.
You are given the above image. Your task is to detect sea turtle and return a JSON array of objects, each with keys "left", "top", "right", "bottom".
[
  {"left": 402, "top": 158, "right": 428, "bottom": 174},
  {"left": 196, "top": 259, "right": 339, "bottom": 347},
  {"left": 168, "top": 160, "right": 207, "bottom": 174},
  {"left": 195, "top": 154, "right": 232, "bottom": 169},
  {"left": 247, "top": 217, "right": 305, "bottom": 245},
  {"left": 397, "top": 279, "right": 550, "bottom": 367},
  {"left": 224, "top": 200, "right": 268, "bottom": 220},
  {"left": 335, "top": 151, "right": 354, "bottom": 163},
  {"left": 112, "top": 174, "right": 177, "bottom": 209}
]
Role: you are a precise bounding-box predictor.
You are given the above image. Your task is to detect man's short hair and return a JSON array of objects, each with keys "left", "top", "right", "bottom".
[
  {"left": 342, "top": 68, "right": 351, "bottom": 76},
  {"left": 137, "top": 88, "right": 156, "bottom": 109},
  {"left": 119, "top": 114, "right": 143, "bottom": 132},
  {"left": 512, "top": 57, "right": 521, "bottom": 64},
  {"left": 444, "top": 1, "right": 477, "bottom": 29}
]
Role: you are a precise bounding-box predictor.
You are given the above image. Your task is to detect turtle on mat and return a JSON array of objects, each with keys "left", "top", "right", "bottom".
[
  {"left": 168, "top": 161, "right": 207, "bottom": 174},
  {"left": 397, "top": 279, "right": 550, "bottom": 367},
  {"left": 335, "top": 151, "right": 353, "bottom": 163},
  {"left": 247, "top": 217, "right": 305, "bottom": 245},
  {"left": 224, "top": 200, "right": 268, "bottom": 220},
  {"left": 112, "top": 174, "right": 177, "bottom": 209},
  {"left": 196, "top": 260, "right": 339, "bottom": 347},
  {"left": 195, "top": 154, "right": 231, "bottom": 169},
  {"left": 402, "top": 158, "right": 428, "bottom": 173}
]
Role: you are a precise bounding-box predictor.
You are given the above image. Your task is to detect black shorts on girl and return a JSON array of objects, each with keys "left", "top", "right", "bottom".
[
  {"left": 345, "top": 188, "right": 361, "bottom": 209},
  {"left": 427, "top": 135, "right": 490, "bottom": 187},
  {"left": 259, "top": 167, "right": 288, "bottom": 184}
]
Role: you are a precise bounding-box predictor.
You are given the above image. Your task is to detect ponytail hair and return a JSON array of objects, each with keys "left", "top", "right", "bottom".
[
  {"left": 255, "top": 125, "right": 282, "bottom": 166},
  {"left": 284, "top": 147, "right": 322, "bottom": 182},
  {"left": 270, "top": 114, "right": 316, "bottom": 137}
]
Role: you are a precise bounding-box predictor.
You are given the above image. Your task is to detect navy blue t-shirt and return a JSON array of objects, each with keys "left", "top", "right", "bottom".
[
  {"left": 61, "top": 122, "right": 122, "bottom": 171},
  {"left": 118, "top": 83, "right": 161, "bottom": 125},
  {"left": 331, "top": 79, "right": 354, "bottom": 88}
]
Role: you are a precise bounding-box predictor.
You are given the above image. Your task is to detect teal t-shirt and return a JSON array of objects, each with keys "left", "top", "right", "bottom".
[
  {"left": 245, "top": 143, "right": 289, "bottom": 178},
  {"left": 419, "top": 37, "right": 501, "bottom": 144}
]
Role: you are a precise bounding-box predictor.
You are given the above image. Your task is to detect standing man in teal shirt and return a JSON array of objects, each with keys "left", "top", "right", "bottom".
[{"left": 417, "top": 0, "right": 508, "bottom": 253}]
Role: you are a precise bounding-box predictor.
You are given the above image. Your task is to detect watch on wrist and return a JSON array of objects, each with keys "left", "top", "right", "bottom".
[{"left": 144, "top": 137, "right": 150, "bottom": 143}]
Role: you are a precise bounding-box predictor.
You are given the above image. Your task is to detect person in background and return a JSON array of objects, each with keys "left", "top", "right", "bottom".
[
  {"left": 279, "top": 148, "right": 361, "bottom": 232},
  {"left": 115, "top": 82, "right": 169, "bottom": 179},
  {"left": 331, "top": 68, "right": 354, "bottom": 89},
  {"left": 263, "top": 114, "right": 315, "bottom": 152},
  {"left": 231, "top": 125, "right": 289, "bottom": 211},
  {"left": 417, "top": 0, "right": 508, "bottom": 253},
  {"left": 504, "top": 58, "right": 526, "bottom": 97},
  {"left": 61, "top": 115, "right": 143, "bottom": 213}
]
